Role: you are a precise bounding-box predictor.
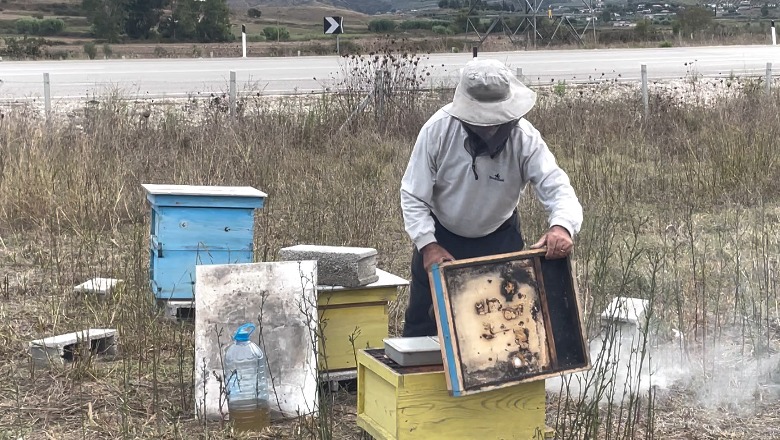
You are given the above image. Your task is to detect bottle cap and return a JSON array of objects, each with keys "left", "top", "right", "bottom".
[{"left": 233, "top": 323, "right": 255, "bottom": 342}]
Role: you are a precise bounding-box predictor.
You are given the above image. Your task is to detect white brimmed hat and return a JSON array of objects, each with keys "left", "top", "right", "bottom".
[{"left": 444, "top": 59, "right": 537, "bottom": 126}]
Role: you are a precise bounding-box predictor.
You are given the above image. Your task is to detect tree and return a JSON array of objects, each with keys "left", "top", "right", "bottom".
[
  {"left": 82, "top": 0, "right": 126, "bottom": 42},
  {"left": 676, "top": 6, "right": 713, "bottom": 37},
  {"left": 159, "top": 0, "right": 199, "bottom": 40},
  {"left": 634, "top": 19, "right": 655, "bottom": 39},
  {"left": 196, "top": 0, "right": 233, "bottom": 42},
  {"left": 761, "top": 3, "right": 769, "bottom": 17},
  {"left": 125, "top": 0, "right": 167, "bottom": 39},
  {"left": 248, "top": 8, "right": 262, "bottom": 18}
]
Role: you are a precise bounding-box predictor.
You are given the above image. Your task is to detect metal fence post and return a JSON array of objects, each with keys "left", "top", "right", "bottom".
[
  {"left": 229, "top": 71, "right": 237, "bottom": 117},
  {"left": 641, "top": 64, "right": 649, "bottom": 118},
  {"left": 766, "top": 62, "right": 772, "bottom": 97},
  {"left": 43, "top": 72, "right": 51, "bottom": 121}
]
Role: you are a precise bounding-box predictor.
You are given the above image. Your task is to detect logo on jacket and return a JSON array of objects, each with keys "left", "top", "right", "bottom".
[{"left": 489, "top": 173, "right": 505, "bottom": 182}]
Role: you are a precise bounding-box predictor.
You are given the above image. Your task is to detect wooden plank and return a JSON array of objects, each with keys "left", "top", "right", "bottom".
[
  {"left": 357, "top": 350, "right": 399, "bottom": 439},
  {"left": 142, "top": 183, "right": 267, "bottom": 198},
  {"left": 318, "top": 304, "right": 389, "bottom": 370},
  {"left": 396, "top": 379, "right": 545, "bottom": 440},
  {"left": 568, "top": 258, "right": 591, "bottom": 367},
  {"left": 437, "top": 254, "right": 552, "bottom": 394},
  {"left": 533, "top": 255, "right": 558, "bottom": 368},
  {"left": 317, "top": 287, "right": 398, "bottom": 307},
  {"left": 429, "top": 263, "right": 464, "bottom": 396},
  {"left": 431, "top": 248, "right": 589, "bottom": 396}
]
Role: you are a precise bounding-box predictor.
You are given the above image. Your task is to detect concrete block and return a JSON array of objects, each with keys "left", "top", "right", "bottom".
[
  {"left": 29, "top": 329, "right": 117, "bottom": 367},
  {"left": 278, "top": 244, "right": 378, "bottom": 287},
  {"left": 73, "top": 278, "right": 121, "bottom": 296}
]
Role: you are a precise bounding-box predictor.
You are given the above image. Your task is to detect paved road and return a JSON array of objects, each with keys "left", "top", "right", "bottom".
[{"left": 1, "top": 45, "right": 778, "bottom": 100}]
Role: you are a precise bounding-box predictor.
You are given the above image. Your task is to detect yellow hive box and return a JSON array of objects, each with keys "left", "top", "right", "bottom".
[
  {"left": 357, "top": 348, "right": 551, "bottom": 440},
  {"left": 317, "top": 270, "right": 408, "bottom": 372}
]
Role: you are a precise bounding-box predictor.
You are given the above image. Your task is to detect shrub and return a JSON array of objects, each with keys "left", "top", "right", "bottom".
[
  {"left": 1, "top": 36, "right": 48, "bottom": 59},
  {"left": 247, "top": 8, "right": 262, "bottom": 18},
  {"left": 83, "top": 41, "right": 97, "bottom": 59},
  {"left": 368, "top": 19, "right": 396, "bottom": 32},
  {"left": 15, "top": 18, "right": 65, "bottom": 36},
  {"left": 432, "top": 25, "right": 453, "bottom": 35},
  {"left": 102, "top": 43, "right": 113, "bottom": 57},
  {"left": 262, "top": 26, "right": 289, "bottom": 41},
  {"left": 399, "top": 19, "right": 434, "bottom": 30}
]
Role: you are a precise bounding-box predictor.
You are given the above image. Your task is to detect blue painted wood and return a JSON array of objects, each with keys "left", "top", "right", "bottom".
[
  {"left": 143, "top": 184, "right": 265, "bottom": 302},
  {"left": 152, "top": 206, "right": 254, "bottom": 251},
  {"left": 150, "top": 249, "right": 253, "bottom": 300},
  {"left": 431, "top": 263, "right": 462, "bottom": 397},
  {"left": 146, "top": 194, "right": 265, "bottom": 209}
]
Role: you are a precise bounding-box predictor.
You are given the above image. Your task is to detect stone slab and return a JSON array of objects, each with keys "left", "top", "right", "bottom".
[
  {"left": 317, "top": 269, "right": 408, "bottom": 292},
  {"left": 278, "top": 245, "right": 378, "bottom": 288},
  {"left": 29, "top": 328, "right": 117, "bottom": 366},
  {"left": 194, "top": 261, "right": 318, "bottom": 422}
]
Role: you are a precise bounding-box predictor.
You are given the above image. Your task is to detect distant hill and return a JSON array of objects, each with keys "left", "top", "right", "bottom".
[{"left": 226, "top": 0, "right": 440, "bottom": 14}]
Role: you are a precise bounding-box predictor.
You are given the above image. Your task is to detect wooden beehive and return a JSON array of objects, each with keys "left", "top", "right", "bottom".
[
  {"left": 317, "top": 269, "right": 407, "bottom": 372},
  {"left": 356, "top": 348, "right": 551, "bottom": 440},
  {"left": 142, "top": 184, "right": 266, "bottom": 301},
  {"left": 430, "top": 249, "right": 589, "bottom": 396}
]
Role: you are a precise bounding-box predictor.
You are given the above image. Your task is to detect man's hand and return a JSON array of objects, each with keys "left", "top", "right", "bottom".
[
  {"left": 420, "top": 243, "right": 455, "bottom": 271},
  {"left": 530, "top": 225, "right": 574, "bottom": 259}
]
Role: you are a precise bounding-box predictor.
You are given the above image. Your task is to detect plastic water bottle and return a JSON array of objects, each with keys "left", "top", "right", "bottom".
[{"left": 223, "top": 323, "right": 270, "bottom": 432}]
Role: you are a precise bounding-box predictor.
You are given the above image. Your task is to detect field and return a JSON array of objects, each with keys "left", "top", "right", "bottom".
[{"left": 1, "top": 56, "right": 780, "bottom": 439}]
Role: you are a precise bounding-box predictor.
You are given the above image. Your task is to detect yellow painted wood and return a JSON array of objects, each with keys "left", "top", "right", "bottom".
[
  {"left": 358, "top": 349, "right": 547, "bottom": 440},
  {"left": 357, "top": 349, "right": 402, "bottom": 386},
  {"left": 358, "top": 356, "right": 398, "bottom": 438},
  {"left": 318, "top": 287, "right": 398, "bottom": 307},
  {"left": 318, "top": 304, "right": 390, "bottom": 370}
]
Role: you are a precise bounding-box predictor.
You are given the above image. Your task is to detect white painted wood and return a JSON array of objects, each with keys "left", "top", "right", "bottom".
[
  {"left": 73, "top": 277, "right": 121, "bottom": 295},
  {"left": 29, "top": 329, "right": 117, "bottom": 366},
  {"left": 162, "top": 300, "right": 195, "bottom": 321},
  {"left": 194, "top": 261, "right": 318, "bottom": 422},
  {"left": 600, "top": 297, "right": 649, "bottom": 327},
  {"left": 141, "top": 184, "right": 267, "bottom": 198}
]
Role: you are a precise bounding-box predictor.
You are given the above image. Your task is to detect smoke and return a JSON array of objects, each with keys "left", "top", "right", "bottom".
[{"left": 546, "top": 320, "right": 780, "bottom": 415}]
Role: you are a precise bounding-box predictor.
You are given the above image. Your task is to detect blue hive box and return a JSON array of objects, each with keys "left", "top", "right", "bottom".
[{"left": 141, "top": 184, "right": 267, "bottom": 301}]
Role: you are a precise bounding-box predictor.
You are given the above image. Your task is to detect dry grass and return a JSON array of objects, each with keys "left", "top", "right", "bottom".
[{"left": 1, "top": 61, "right": 780, "bottom": 439}]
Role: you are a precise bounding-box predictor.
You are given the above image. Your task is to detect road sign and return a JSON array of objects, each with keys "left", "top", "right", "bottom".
[{"left": 324, "top": 16, "right": 343, "bottom": 34}]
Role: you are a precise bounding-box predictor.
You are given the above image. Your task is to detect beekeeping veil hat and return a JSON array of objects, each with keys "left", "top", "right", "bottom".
[{"left": 444, "top": 58, "right": 537, "bottom": 126}]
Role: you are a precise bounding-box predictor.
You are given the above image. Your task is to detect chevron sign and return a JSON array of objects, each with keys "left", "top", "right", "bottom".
[{"left": 324, "top": 16, "right": 343, "bottom": 34}]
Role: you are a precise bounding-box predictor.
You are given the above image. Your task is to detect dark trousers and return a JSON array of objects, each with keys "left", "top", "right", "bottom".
[{"left": 402, "top": 211, "right": 525, "bottom": 337}]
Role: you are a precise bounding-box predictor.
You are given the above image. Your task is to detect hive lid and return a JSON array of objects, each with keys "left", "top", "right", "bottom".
[
  {"left": 141, "top": 184, "right": 267, "bottom": 198},
  {"left": 384, "top": 336, "right": 440, "bottom": 353}
]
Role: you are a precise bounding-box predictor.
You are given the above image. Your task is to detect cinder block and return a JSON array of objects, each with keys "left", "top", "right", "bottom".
[
  {"left": 73, "top": 278, "right": 121, "bottom": 296},
  {"left": 29, "top": 329, "right": 117, "bottom": 367},
  {"left": 278, "top": 244, "right": 378, "bottom": 287}
]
